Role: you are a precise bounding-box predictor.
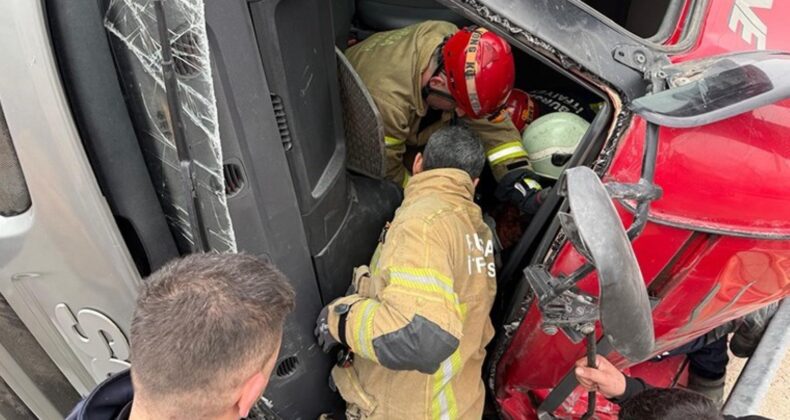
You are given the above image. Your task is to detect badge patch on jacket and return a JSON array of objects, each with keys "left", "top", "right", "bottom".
[{"left": 466, "top": 233, "right": 495, "bottom": 277}]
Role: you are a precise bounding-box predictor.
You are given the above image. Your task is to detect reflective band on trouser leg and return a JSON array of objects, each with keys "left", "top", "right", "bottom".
[
  {"left": 431, "top": 349, "right": 462, "bottom": 420},
  {"left": 388, "top": 268, "right": 461, "bottom": 314},
  {"left": 352, "top": 300, "right": 380, "bottom": 361},
  {"left": 384, "top": 136, "right": 406, "bottom": 147},
  {"left": 486, "top": 141, "right": 528, "bottom": 165}
]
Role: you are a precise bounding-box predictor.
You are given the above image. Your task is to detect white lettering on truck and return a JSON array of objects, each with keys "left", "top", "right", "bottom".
[{"left": 728, "top": 0, "right": 773, "bottom": 50}]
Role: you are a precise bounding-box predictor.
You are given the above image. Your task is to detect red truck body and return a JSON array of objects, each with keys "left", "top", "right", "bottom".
[{"left": 496, "top": 1, "right": 790, "bottom": 417}]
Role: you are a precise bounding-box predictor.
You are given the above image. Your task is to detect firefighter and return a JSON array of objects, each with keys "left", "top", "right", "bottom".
[
  {"left": 495, "top": 112, "right": 589, "bottom": 213},
  {"left": 345, "top": 21, "right": 545, "bottom": 214},
  {"left": 504, "top": 88, "right": 541, "bottom": 134},
  {"left": 520, "top": 111, "right": 589, "bottom": 180},
  {"left": 314, "top": 126, "right": 496, "bottom": 419}
]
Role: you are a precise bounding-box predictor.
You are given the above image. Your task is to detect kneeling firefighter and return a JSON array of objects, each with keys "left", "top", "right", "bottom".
[
  {"left": 345, "top": 20, "right": 545, "bottom": 214},
  {"left": 315, "top": 127, "right": 497, "bottom": 419}
]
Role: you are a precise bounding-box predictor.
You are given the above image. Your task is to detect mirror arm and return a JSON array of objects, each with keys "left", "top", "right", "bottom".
[
  {"left": 542, "top": 262, "right": 595, "bottom": 303},
  {"left": 625, "top": 76, "right": 665, "bottom": 241},
  {"left": 626, "top": 120, "right": 660, "bottom": 240}
]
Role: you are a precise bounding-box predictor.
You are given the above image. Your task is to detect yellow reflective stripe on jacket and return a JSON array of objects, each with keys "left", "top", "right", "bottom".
[
  {"left": 431, "top": 349, "right": 462, "bottom": 420},
  {"left": 385, "top": 136, "right": 406, "bottom": 147},
  {"left": 352, "top": 300, "right": 380, "bottom": 361},
  {"left": 389, "top": 267, "right": 460, "bottom": 310},
  {"left": 486, "top": 141, "right": 528, "bottom": 165},
  {"left": 458, "top": 303, "right": 468, "bottom": 322},
  {"left": 523, "top": 178, "right": 542, "bottom": 190}
]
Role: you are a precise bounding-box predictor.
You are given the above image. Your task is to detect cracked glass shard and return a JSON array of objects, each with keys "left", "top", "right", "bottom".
[{"left": 104, "top": 0, "right": 236, "bottom": 253}]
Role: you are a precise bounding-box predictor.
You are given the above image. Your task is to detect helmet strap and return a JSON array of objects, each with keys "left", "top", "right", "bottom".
[
  {"left": 551, "top": 153, "right": 573, "bottom": 167},
  {"left": 422, "top": 85, "right": 456, "bottom": 103}
]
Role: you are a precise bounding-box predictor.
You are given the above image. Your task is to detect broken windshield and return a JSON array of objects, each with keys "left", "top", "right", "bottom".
[{"left": 104, "top": 0, "right": 236, "bottom": 253}]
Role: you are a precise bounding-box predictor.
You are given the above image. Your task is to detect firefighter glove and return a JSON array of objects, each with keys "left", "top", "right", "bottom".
[
  {"left": 314, "top": 305, "right": 339, "bottom": 353},
  {"left": 495, "top": 169, "right": 549, "bottom": 215}
]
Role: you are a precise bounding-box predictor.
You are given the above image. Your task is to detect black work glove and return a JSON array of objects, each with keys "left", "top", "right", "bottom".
[
  {"left": 495, "top": 169, "right": 551, "bottom": 215},
  {"left": 314, "top": 305, "right": 339, "bottom": 353}
]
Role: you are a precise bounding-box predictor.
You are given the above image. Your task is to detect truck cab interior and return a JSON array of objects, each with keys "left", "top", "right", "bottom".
[{"left": 43, "top": 0, "right": 683, "bottom": 418}]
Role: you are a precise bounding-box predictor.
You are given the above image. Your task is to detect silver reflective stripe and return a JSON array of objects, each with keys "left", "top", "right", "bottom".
[
  {"left": 486, "top": 145, "right": 525, "bottom": 163},
  {"left": 357, "top": 301, "right": 378, "bottom": 358},
  {"left": 438, "top": 359, "right": 453, "bottom": 420},
  {"left": 390, "top": 271, "right": 454, "bottom": 295}
]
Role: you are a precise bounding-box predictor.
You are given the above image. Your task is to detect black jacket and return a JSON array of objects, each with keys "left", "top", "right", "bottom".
[{"left": 66, "top": 370, "right": 133, "bottom": 420}]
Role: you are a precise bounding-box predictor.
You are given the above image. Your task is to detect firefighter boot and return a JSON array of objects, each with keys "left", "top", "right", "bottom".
[
  {"left": 730, "top": 301, "right": 780, "bottom": 358},
  {"left": 687, "top": 373, "right": 725, "bottom": 408}
]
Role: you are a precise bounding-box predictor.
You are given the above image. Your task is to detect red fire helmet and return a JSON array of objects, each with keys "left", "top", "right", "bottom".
[
  {"left": 443, "top": 27, "right": 515, "bottom": 119},
  {"left": 505, "top": 89, "right": 541, "bottom": 133}
]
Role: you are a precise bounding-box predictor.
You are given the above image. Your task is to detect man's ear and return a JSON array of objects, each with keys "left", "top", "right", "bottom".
[
  {"left": 429, "top": 73, "right": 447, "bottom": 90},
  {"left": 413, "top": 153, "right": 424, "bottom": 175},
  {"left": 473, "top": 178, "right": 480, "bottom": 188},
  {"left": 236, "top": 351, "right": 278, "bottom": 418},
  {"left": 236, "top": 372, "right": 268, "bottom": 418}
]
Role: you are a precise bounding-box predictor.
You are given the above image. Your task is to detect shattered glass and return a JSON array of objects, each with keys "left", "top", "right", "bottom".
[{"left": 104, "top": 0, "right": 236, "bottom": 253}]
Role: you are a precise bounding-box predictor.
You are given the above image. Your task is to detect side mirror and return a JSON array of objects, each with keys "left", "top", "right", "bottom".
[
  {"left": 524, "top": 167, "right": 654, "bottom": 362},
  {"left": 565, "top": 167, "right": 654, "bottom": 361},
  {"left": 631, "top": 51, "right": 790, "bottom": 128}
]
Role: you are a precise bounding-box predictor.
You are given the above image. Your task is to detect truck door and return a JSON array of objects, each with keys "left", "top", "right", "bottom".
[{"left": 499, "top": 46, "right": 790, "bottom": 420}]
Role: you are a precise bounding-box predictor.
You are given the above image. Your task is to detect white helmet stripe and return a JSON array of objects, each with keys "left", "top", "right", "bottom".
[{"left": 463, "top": 28, "right": 487, "bottom": 115}]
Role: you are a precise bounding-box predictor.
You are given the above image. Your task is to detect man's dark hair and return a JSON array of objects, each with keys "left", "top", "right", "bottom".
[
  {"left": 422, "top": 126, "right": 486, "bottom": 178},
  {"left": 130, "top": 253, "right": 295, "bottom": 405},
  {"left": 619, "top": 388, "right": 724, "bottom": 420}
]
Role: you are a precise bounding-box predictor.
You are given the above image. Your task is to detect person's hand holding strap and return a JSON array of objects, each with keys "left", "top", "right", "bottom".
[{"left": 574, "top": 355, "right": 627, "bottom": 399}]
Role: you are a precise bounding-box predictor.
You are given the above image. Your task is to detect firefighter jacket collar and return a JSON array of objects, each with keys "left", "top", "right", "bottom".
[
  {"left": 403, "top": 168, "right": 475, "bottom": 203},
  {"left": 66, "top": 370, "right": 133, "bottom": 420}
]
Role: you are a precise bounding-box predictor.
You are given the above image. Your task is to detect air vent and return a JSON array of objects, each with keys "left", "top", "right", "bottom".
[
  {"left": 223, "top": 163, "right": 244, "bottom": 196},
  {"left": 270, "top": 94, "right": 293, "bottom": 151},
  {"left": 172, "top": 30, "right": 201, "bottom": 77},
  {"left": 275, "top": 355, "right": 300, "bottom": 378}
]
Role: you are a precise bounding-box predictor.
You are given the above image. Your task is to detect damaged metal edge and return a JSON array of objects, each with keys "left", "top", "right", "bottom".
[{"left": 449, "top": 0, "right": 638, "bottom": 399}]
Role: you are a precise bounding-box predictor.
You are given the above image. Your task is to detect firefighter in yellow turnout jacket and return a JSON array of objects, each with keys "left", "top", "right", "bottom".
[
  {"left": 345, "top": 21, "right": 545, "bottom": 214},
  {"left": 315, "top": 127, "right": 496, "bottom": 419}
]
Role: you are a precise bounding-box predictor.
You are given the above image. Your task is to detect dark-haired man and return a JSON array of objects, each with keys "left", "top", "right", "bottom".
[
  {"left": 67, "top": 253, "right": 296, "bottom": 420},
  {"left": 573, "top": 355, "right": 769, "bottom": 420},
  {"left": 315, "top": 126, "right": 496, "bottom": 419}
]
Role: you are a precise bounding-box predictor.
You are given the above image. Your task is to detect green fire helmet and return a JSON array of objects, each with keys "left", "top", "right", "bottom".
[{"left": 521, "top": 112, "right": 589, "bottom": 180}]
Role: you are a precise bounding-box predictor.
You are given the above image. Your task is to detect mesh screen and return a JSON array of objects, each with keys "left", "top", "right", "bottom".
[{"left": 336, "top": 48, "right": 386, "bottom": 179}]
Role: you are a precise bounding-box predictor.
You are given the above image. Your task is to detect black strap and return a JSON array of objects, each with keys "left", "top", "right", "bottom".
[
  {"left": 338, "top": 311, "right": 350, "bottom": 347},
  {"left": 538, "top": 337, "right": 612, "bottom": 415}
]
